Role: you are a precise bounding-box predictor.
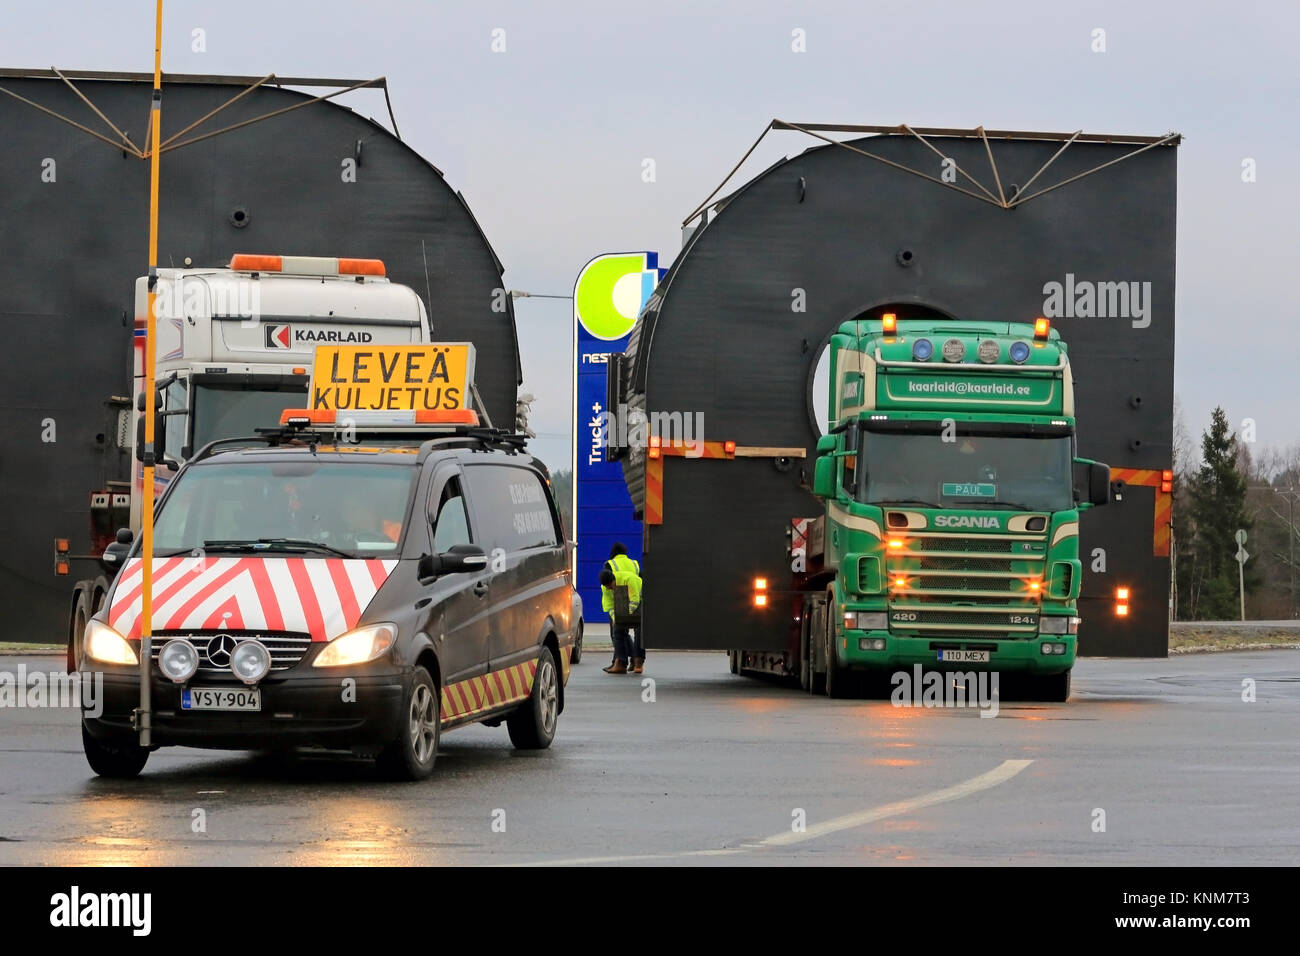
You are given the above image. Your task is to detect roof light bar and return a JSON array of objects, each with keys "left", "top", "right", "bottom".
[
  {"left": 229, "top": 254, "right": 386, "bottom": 277},
  {"left": 278, "top": 408, "right": 479, "bottom": 427}
]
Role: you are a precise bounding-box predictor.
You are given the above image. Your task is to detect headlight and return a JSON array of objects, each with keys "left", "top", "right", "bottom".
[
  {"left": 912, "top": 338, "right": 934, "bottom": 361},
  {"left": 1039, "top": 616, "right": 1080, "bottom": 635},
  {"left": 312, "top": 623, "right": 398, "bottom": 668},
  {"left": 1009, "top": 341, "right": 1031, "bottom": 364},
  {"left": 844, "top": 611, "right": 887, "bottom": 630},
  {"left": 231, "top": 641, "right": 271, "bottom": 685},
  {"left": 158, "top": 639, "right": 199, "bottom": 683},
  {"left": 84, "top": 619, "right": 138, "bottom": 666}
]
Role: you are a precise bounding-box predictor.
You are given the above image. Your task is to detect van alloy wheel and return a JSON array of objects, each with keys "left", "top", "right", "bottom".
[{"left": 409, "top": 682, "right": 438, "bottom": 765}]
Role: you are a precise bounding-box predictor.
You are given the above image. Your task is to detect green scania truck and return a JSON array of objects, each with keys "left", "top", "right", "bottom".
[{"left": 770, "top": 313, "right": 1110, "bottom": 701}]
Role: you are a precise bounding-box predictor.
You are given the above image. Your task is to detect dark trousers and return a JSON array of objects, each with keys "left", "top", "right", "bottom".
[
  {"left": 612, "top": 624, "right": 634, "bottom": 664},
  {"left": 628, "top": 625, "right": 645, "bottom": 661}
]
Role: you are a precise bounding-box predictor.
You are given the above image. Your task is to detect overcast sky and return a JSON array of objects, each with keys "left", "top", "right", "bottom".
[{"left": 5, "top": 0, "right": 1297, "bottom": 473}]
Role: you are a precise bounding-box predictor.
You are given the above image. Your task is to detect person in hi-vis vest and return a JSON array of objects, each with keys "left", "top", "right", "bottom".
[{"left": 600, "top": 542, "right": 644, "bottom": 674}]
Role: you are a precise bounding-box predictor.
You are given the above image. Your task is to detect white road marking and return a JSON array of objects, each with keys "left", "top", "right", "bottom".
[
  {"left": 762, "top": 758, "right": 1032, "bottom": 847},
  {"left": 509, "top": 758, "right": 1033, "bottom": 865}
]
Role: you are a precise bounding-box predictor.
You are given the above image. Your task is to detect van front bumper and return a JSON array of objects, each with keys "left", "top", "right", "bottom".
[{"left": 82, "top": 668, "right": 408, "bottom": 751}]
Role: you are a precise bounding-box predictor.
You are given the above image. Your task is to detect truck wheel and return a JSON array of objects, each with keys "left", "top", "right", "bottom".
[
  {"left": 728, "top": 650, "right": 739, "bottom": 674},
  {"left": 858, "top": 668, "right": 894, "bottom": 700},
  {"left": 82, "top": 723, "right": 149, "bottom": 778},
  {"left": 1031, "top": 669, "right": 1072, "bottom": 702},
  {"left": 808, "top": 601, "right": 827, "bottom": 694},
  {"left": 570, "top": 621, "right": 583, "bottom": 664},
  {"left": 507, "top": 647, "right": 559, "bottom": 750},
  {"left": 68, "top": 589, "right": 91, "bottom": 673},
  {"left": 798, "top": 606, "right": 812, "bottom": 691},
  {"left": 377, "top": 666, "right": 440, "bottom": 780},
  {"left": 824, "top": 594, "right": 854, "bottom": 699}
]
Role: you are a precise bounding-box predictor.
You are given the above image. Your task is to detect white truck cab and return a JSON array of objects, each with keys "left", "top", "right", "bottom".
[
  {"left": 130, "top": 254, "right": 431, "bottom": 527},
  {"left": 65, "top": 254, "right": 434, "bottom": 675}
]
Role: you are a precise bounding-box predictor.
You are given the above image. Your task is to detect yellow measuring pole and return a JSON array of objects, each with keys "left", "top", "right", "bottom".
[{"left": 138, "top": 0, "right": 164, "bottom": 747}]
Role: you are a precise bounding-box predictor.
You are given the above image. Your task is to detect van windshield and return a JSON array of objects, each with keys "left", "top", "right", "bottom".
[{"left": 152, "top": 460, "right": 417, "bottom": 557}]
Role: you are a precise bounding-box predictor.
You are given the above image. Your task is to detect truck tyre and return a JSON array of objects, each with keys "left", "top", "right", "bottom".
[
  {"left": 68, "top": 588, "right": 92, "bottom": 673},
  {"left": 507, "top": 646, "right": 559, "bottom": 750},
  {"left": 1032, "top": 669, "right": 1072, "bottom": 702},
  {"left": 728, "top": 649, "right": 739, "bottom": 674},
  {"left": 798, "top": 601, "right": 814, "bottom": 691},
  {"left": 808, "top": 600, "right": 827, "bottom": 695},
  {"left": 858, "top": 667, "right": 894, "bottom": 700},
  {"left": 570, "top": 621, "right": 583, "bottom": 664},
  {"left": 824, "top": 592, "right": 854, "bottom": 699},
  {"left": 377, "top": 666, "right": 440, "bottom": 781},
  {"left": 82, "top": 723, "right": 149, "bottom": 778}
]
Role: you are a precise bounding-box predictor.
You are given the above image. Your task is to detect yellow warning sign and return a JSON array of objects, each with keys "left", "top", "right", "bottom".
[{"left": 309, "top": 344, "right": 476, "bottom": 412}]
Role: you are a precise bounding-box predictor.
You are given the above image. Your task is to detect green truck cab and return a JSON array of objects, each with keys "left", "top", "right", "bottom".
[{"left": 799, "top": 315, "right": 1110, "bottom": 701}]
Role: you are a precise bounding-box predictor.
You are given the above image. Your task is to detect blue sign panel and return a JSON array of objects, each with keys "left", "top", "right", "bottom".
[{"left": 572, "top": 252, "right": 664, "bottom": 622}]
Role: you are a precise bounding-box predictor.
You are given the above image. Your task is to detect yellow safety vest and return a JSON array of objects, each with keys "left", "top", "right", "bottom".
[{"left": 601, "top": 554, "right": 642, "bottom": 612}]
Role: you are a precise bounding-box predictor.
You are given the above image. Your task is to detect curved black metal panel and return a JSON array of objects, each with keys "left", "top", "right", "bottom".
[
  {"left": 625, "top": 131, "right": 1178, "bottom": 656},
  {"left": 0, "top": 75, "right": 519, "bottom": 641}
]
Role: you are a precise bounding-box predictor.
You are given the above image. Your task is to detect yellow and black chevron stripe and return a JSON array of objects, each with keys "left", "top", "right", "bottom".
[{"left": 439, "top": 647, "right": 572, "bottom": 723}]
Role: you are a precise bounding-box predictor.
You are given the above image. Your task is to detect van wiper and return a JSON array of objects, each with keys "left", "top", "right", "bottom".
[{"left": 202, "top": 538, "right": 354, "bottom": 557}]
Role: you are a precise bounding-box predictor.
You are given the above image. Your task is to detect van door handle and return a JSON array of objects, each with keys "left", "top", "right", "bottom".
[{"left": 473, "top": 580, "right": 490, "bottom": 598}]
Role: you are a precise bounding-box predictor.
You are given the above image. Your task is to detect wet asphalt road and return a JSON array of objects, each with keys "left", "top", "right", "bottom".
[{"left": 1, "top": 650, "right": 1297, "bottom": 866}]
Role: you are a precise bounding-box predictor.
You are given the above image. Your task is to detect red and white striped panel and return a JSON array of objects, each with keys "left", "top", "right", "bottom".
[{"left": 107, "top": 557, "right": 398, "bottom": 641}]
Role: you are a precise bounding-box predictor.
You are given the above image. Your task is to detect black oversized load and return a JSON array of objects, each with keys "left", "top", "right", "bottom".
[
  {"left": 615, "top": 123, "right": 1178, "bottom": 656},
  {"left": 0, "top": 69, "right": 520, "bottom": 643}
]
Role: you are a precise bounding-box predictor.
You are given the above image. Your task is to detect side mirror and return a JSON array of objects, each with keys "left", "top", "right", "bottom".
[
  {"left": 1089, "top": 461, "right": 1111, "bottom": 506},
  {"left": 135, "top": 390, "right": 182, "bottom": 469},
  {"left": 419, "top": 544, "right": 488, "bottom": 582},
  {"left": 813, "top": 454, "right": 836, "bottom": 499},
  {"left": 441, "top": 544, "right": 489, "bottom": 573},
  {"left": 135, "top": 391, "right": 164, "bottom": 463},
  {"left": 102, "top": 527, "right": 134, "bottom": 567},
  {"left": 1073, "top": 458, "right": 1111, "bottom": 508}
]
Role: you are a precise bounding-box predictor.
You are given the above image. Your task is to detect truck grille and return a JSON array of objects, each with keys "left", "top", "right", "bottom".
[
  {"left": 889, "top": 531, "right": 1044, "bottom": 638},
  {"left": 891, "top": 609, "right": 1040, "bottom": 628},
  {"left": 149, "top": 631, "right": 313, "bottom": 677}
]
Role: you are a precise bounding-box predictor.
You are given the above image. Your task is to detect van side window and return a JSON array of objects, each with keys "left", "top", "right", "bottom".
[
  {"left": 465, "top": 465, "right": 560, "bottom": 553},
  {"left": 432, "top": 477, "right": 472, "bottom": 552}
]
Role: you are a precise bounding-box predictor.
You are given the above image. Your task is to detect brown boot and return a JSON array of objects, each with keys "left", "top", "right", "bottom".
[
  {"left": 603, "top": 660, "right": 628, "bottom": 674},
  {"left": 631, "top": 658, "right": 644, "bottom": 674}
]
